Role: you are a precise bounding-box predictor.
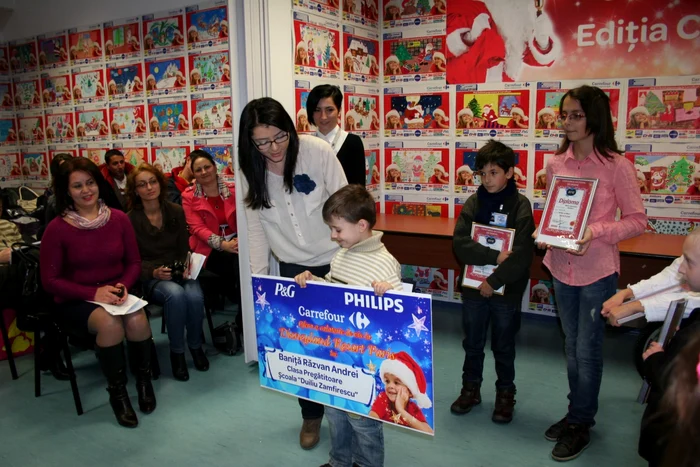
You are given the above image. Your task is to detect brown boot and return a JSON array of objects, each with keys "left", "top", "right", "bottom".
[
  {"left": 492, "top": 388, "right": 516, "bottom": 424},
  {"left": 299, "top": 417, "right": 322, "bottom": 450},
  {"left": 450, "top": 382, "right": 481, "bottom": 415}
]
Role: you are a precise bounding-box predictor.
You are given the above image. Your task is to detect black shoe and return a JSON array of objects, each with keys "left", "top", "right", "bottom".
[
  {"left": 127, "top": 339, "right": 157, "bottom": 414},
  {"left": 551, "top": 424, "right": 591, "bottom": 462},
  {"left": 492, "top": 387, "right": 516, "bottom": 424},
  {"left": 106, "top": 383, "right": 138, "bottom": 428},
  {"left": 450, "top": 382, "right": 481, "bottom": 415},
  {"left": 190, "top": 347, "right": 209, "bottom": 372},
  {"left": 170, "top": 351, "right": 189, "bottom": 381},
  {"left": 545, "top": 416, "right": 568, "bottom": 441},
  {"left": 39, "top": 350, "right": 70, "bottom": 381}
]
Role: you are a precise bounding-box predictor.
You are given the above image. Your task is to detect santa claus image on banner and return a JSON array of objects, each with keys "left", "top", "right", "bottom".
[{"left": 446, "top": 0, "right": 561, "bottom": 83}]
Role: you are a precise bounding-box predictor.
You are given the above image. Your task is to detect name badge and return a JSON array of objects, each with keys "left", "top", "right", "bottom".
[{"left": 490, "top": 212, "right": 508, "bottom": 227}]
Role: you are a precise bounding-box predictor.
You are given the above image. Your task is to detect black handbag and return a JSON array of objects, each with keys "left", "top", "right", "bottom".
[{"left": 212, "top": 321, "right": 240, "bottom": 356}]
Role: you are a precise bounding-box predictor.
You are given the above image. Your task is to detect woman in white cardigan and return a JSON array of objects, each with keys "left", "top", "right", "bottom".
[{"left": 237, "top": 97, "right": 347, "bottom": 451}]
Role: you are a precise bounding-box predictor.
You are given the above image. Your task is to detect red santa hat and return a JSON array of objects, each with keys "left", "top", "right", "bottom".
[
  {"left": 344, "top": 50, "right": 353, "bottom": 60},
  {"left": 433, "top": 108, "right": 448, "bottom": 121},
  {"left": 135, "top": 117, "right": 144, "bottom": 124},
  {"left": 457, "top": 165, "right": 472, "bottom": 174},
  {"left": 193, "top": 112, "right": 203, "bottom": 121},
  {"left": 296, "top": 41, "right": 307, "bottom": 51},
  {"left": 346, "top": 110, "right": 357, "bottom": 120},
  {"left": 630, "top": 106, "right": 650, "bottom": 117},
  {"left": 104, "top": 40, "right": 113, "bottom": 47},
  {"left": 297, "top": 108, "right": 307, "bottom": 119},
  {"left": 222, "top": 64, "right": 230, "bottom": 71},
  {"left": 221, "top": 20, "right": 228, "bottom": 28},
  {"left": 538, "top": 107, "right": 555, "bottom": 119},
  {"left": 386, "top": 109, "right": 400, "bottom": 121},
  {"left": 536, "top": 168, "right": 546, "bottom": 177},
  {"left": 77, "top": 122, "right": 85, "bottom": 128},
  {"left": 226, "top": 110, "right": 232, "bottom": 117},
  {"left": 385, "top": 55, "right": 399, "bottom": 66},
  {"left": 190, "top": 68, "right": 201, "bottom": 78},
  {"left": 513, "top": 167, "right": 526, "bottom": 180},
  {"left": 636, "top": 170, "right": 647, "bottom": 181},
  {"left": 510, "top": 107, "right": 528, "bottom": 121},
  {"left": 413, "top": 155, "right": 424, "bottom": 163},
  {"left": 330, "top": 48, "right": 338, "bottom": 58},
  {"left": 433, "top": 51, "right": 445, "bottom": 62},
  {"left": 188, "top": 25, "right": 198, "bottom": 34},
  {"left": 379, "top": 351, "right": 431, "bottom": 409},
  {"left": 384, "top": 0, "right": 401, "bottom": 11},
  {"left": 458, "top": 108, "right": 474, "bottom": 118},
  {"left": 178, "top": 114, "right": 187, "bottom": 122},
  {"left": 147, "top": 74, "right": 156, "bottom": 82},
  {"left": 134, "top": 75, "right": 142, "bottom": 83},
  {"left": 531, "top": 283, "right": 549, "bottom": 295},
  {"left": 386, "top": 163, "right": 399, "bottom": 174},
  {"left": 433, "top": 164, "right": 446, "bottom": 174}
]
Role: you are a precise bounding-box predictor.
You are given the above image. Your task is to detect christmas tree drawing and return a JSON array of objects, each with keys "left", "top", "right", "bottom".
[
  {"left": 668, "top": 157, "right": 694, "bottom": 186},
  {"left": 395, "top": 44, "right": 412, "bottom": 64},
  {"left": 417, "top": 0, "right": 430, "bottom": 14},
  {"left": 426, "top": 152, "right": 439, "bottom": 171},
  {"left": 203, "top": 113, "right": 212, "bottom": 129},
  {"left": 468, "top": 97, "right": 482, "bottom": 118},
  {"left": 644, "top": 91, "right": 665, "bottom": 115}
]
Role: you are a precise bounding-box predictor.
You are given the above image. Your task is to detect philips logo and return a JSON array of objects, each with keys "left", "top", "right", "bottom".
[{"left": 275, "top": 283, "right": 296, "bottom": 298}]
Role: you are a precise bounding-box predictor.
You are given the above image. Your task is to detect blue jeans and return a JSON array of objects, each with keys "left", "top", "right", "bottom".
[
  {"left": 461, "top": 296, "right": 521, "bottom": 390},
  {"left": 145, "top": 279, "right": 205, "bottom": 353},
  {"left": 325, "top": 407, "right": 384, "bottom": 467},
  {"left": 552, "top": 273, "right": 617, "bottom": 426}
]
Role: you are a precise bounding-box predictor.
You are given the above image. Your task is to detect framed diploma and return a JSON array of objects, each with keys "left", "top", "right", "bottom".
[
  {"left": 536, "top": 175, "right": 598, "bottom": 251},
  {"left": 462, "top": 223, "right": 515, "bottom": 295}
]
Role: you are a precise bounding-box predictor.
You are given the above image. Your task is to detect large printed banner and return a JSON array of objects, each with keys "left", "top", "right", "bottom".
[
  {"left": 254, "top": 275, "right": 435, "bottom": 435},
  {"left": 446, "top": 0, "right": 700, "bottom": 83}
]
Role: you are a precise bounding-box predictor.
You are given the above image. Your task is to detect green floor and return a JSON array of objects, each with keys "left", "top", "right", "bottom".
[{"left": 0, "top": 303, "right": 647, "bottom": 467}]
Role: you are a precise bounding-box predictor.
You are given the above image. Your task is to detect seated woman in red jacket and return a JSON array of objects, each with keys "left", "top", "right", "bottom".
[
  {"left": 127, "top": 164, "right": 208, "bottom": 382},
  {"left": 182, "top": 150, "right": 241, "bottom": 316},
  {"left": 40, "top": 157, "right": 155, "bottom": 428}
]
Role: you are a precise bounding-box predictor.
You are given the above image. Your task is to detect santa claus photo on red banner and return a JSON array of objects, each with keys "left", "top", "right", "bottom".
[{"left": 446, "top": 0, "right": 561, "bottom": 83}]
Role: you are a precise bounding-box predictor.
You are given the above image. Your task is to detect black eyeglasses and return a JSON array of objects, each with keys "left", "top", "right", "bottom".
[
  {"left": 253, "top": 132, "right": 289, "bottom": 150},
  {"left": 557, "top": 113, "right": 586, "bottom": 123}
]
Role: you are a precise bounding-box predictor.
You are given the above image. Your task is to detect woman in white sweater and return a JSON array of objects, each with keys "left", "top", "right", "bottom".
[{"left": 237, "top": 97, "right": 347, "bottom": 450}]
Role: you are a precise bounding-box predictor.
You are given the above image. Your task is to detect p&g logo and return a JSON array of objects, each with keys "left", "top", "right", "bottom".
[
  {"left": 275, "top": 283, "right": 296, "bottom": 298},
  {"left": 566, "top": 188, "right": 577, "bottom": 196}
]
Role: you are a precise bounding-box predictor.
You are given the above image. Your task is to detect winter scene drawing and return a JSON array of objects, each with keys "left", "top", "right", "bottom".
[
  {"left": 152, "top": 146, "right": 188, "bottom": 173},
  {"left": 14, "top": 80, "right": 41, "bottom": 108},
  {"left": 0, "top": 119, "right": 17, "bottom": 145},
  {"left": 294, "top": 19, "right": 340, "bottom": 76},
  {"left": 385, "top": 148, "right": 449, "bottom": 191},
  {"left": 383, "top": 37, "right": 445, "bottom": 81},
  {"left": 39, "top": 35, "right": 68, "bottom": 68},
  {"left": 456, "top": 89, "right": 531, "bottom": 137},
  {"left": 384, "top": 92, "right": 450, "bottom": 136},
  {"left": 42, "top": 75, "right": 72, "bottom": 106},
  {"left": 46, "top": 113, "right": 74, "bottom": 142},
  {"left": 9, "top": 42, "right": 38, "bottom": 72},
  {"left": 345, "top": 94, "right": 379, "bottom": 133},
  {"left": 110, "top": 105, "right": 146, "bottom": 137},
  {"left": 18, "top": 116, "right": 44, "bottom": 145},
  {"left": 146, "top": 57, "right": 187, "bottom": 95},
  {"left": 187, "top": 6, "right": 228, "bottom": 45},
  {"left": 192, "top": 97, "right": 231, "bottom": 133},
  {"left": 149, "top": 101, "right": 189, "bottom": 136},
  {"left": 104, "top": 22, "right": 141, "bottom": 58},
  {"left": 68, "top": 29, "right": 102, "bottom": 63},
  {"left": 0, "top": 84, "right": 12, "bottom": 109},
  {"left": 108, "top": 64, "right": 144, "bottom": 98},
  {"left": 626, "top": 87, "right": 700, "bottom": 134},
  {"left": 76, "top": 110, "right": 108, "bottom": 139},
  {"left": 21, "top": 152, "right": 48, "bottom": 180},
  {"left": 120, "top": 147, "right": 149, "bottom": 166},
  {"left": 0, "top": 153, "right": 21, "bottom": 182},
  {"left": 144, "top": 15, "right": 184, "bottom": 53},
  {"left": 189, "top": 51, "right": 230, "bottom": 90},
  {"left": 633, "top": 154, "right": 700, "bottom": 197},
  {"left": 343, "top": 35, "right": 379, "bottom": 78},
  {"left": 73, "top": 70, "right": 105, "bottom": 102}
]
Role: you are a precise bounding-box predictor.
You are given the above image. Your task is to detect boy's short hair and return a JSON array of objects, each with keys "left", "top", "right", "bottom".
[
  {"left": 104, "top": 149, "right": 124, "bottom": 164},
  {"left": 475, "top": 139, "right": 516, "bottom": 172},
  {"left": 322, "top": 184, "right": 376, "bottom": 227}
]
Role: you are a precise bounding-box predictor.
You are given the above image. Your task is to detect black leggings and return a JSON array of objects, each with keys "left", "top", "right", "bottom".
[
  {"left": 205, "top": 249, "right": 242, "bottom": 329},
  {"left": 279, "top": 261, "right": 331, "bottom": 420}
]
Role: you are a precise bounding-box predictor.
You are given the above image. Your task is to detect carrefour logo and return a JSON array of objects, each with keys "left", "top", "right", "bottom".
[{"left": 349, "top": 311, "right": 371, "bottom": 330}]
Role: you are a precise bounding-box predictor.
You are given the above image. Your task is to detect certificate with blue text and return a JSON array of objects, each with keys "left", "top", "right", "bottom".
[{"left": 253, "top": 275, "right": 435, "bottom": 435}]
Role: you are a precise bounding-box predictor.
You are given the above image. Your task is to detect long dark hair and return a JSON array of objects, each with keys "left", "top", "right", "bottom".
[
  {"left": 49, "top": 153, "right": 73, "bottom": 191},
  {"left": 238, "top": 97, "right": 300, "bottom": 210},
  {"left": 306, "top": 85, "right": 342, "bottom": 126},
  {"left": 556, "top": 85, "right": 622, "bottom": 161},
  {"left": 55, "top": 157, "right": 121, "bottom": 214}
]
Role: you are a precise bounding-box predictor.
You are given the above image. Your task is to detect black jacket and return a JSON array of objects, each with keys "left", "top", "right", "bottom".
[
  {"left": 337, "top": 133, "right": 366, "bottom": 186},
  {"left": 453, "top": 186, "right": 535, "bottom": 304}
]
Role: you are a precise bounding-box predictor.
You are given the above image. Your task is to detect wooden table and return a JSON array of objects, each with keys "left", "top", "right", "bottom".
[{"left": 375, "top": 214, "right": 684, "bottom": 287}]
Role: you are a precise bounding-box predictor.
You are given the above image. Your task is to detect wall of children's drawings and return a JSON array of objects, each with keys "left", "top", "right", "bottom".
[
  {"left": 291, "top": 0, "right": 700, "bottom": 315},
  {"left": 0, "top": 0, "right": 234, "bottom": 193}
]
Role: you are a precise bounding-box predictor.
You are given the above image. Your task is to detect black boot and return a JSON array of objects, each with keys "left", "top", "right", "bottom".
[
  {"left": 97, "top": 342, "right": 138, "bottom": 428},
  {"left": 128, "top": 339, "right": 157, "bottom": 414}
]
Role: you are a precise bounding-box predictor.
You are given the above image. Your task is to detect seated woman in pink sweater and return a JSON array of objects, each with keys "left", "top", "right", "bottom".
[{"left": 40, "top": 157, "right": 155, "bottom": 429}]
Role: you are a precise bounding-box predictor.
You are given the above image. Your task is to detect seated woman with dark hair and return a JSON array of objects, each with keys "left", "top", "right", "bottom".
[
  {"left": 126, "top": 164, "right": 208, "bottom": 381},
  {"left": 40, "top": 157, "right": 156, "bottom": 428},
  {"left": 38, "top": 152, "right": 72, "bottom": 240},
  {"left": 182, "top": 150, "right": 241, "bottom": 314}
]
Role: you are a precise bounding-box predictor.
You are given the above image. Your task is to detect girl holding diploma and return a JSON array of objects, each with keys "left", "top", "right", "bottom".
[{"left": 536, "top": 86, "right": 646, "bottom": 462}]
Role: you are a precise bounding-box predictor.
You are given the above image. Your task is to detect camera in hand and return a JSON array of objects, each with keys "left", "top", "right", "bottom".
[{"left": 169, "top": 261, "right": 186, "bottom": 283}]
